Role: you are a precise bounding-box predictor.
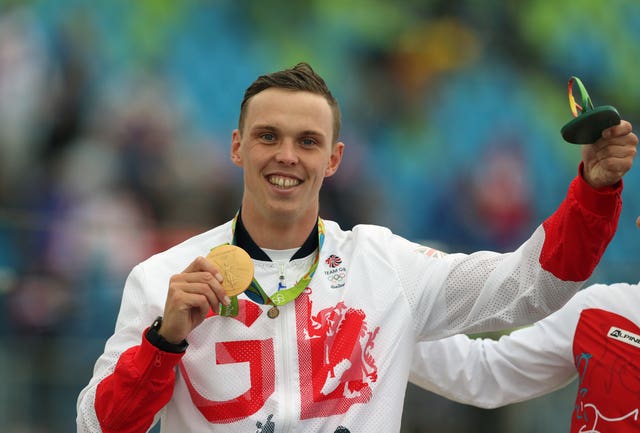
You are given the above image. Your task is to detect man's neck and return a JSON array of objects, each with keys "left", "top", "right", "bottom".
[
  {"left": 235, "top": 211, "right": 319, "bottom": 261},
  {"left": 239, "top": 204, "right": 318, "bottom": 250}
]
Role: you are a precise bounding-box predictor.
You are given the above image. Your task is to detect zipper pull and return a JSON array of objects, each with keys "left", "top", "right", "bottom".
[{"left": 277, "top": 262, "right": 286, "bottom": 291}]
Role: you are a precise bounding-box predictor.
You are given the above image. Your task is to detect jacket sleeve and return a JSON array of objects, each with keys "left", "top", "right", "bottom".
[
  {"left": 406, "top": 165, "right": 622, "bottom": 339},
  {"left": 408, "top": 287, "right": 588, "bottom": 408},
  {"left": 96, "top": 336, "right": 184, "bottom": 433},
  {"left": 76, "top": 265, "right": 184, "bottom": 433},
  {"left": 539, "top": 164, "right": 621, "bottom": 281}
]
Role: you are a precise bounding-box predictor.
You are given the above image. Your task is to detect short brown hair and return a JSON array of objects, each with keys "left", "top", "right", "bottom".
[{"left": 238, "top": 62, "right": 341, "bottom": 143}]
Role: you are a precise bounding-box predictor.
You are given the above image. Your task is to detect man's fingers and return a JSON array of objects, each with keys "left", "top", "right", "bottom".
[
  {"left": 182, "top": 256, "right": 224, "bottom": 281},
  {"left": 171, "top": 272, "right": 230, "bottom": 305},
  {"left": 581, "top": 120, "right": 638, "bottom": 188},
  {"left": 592, "top": 124, "right": 637, "bottom": 160},
  {"left": 169, "top": 281, "right": 223, "bottom": 311},
  {"left": 602, "top": 120, "right": 633, "bottom": 139},
  {"left": 181, "top": 289, "right": 215, "bottom": 316},
  {"left": 174, "top": 271, "right": 221, "bottom": 285},
  {"left": 597, "top": 142, "right": 637, "bottom": 161}
]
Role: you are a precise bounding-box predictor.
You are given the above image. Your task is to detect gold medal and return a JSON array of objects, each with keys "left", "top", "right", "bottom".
[
  {"left": 267, "top": 306, "right": 279, "bottom": 319},
  {"left": 206, "top": 245, "right": 254, "bottom": 297}
]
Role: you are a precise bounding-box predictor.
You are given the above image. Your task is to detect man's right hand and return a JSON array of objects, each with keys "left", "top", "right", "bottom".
[{"left": 158, "top": 257, "right": 231, "bottom": 344}]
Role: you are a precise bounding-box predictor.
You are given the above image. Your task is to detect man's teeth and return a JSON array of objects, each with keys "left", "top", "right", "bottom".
[{"left": 269, "top": 176, "right": 300, "bottom": 188}]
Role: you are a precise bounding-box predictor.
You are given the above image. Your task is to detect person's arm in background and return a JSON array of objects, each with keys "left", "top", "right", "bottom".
[{"left": 408, "top": 287, "right": 593, "bottom": 408}]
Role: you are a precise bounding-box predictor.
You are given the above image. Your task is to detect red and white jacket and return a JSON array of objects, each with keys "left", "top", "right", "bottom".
[
  {"left": 77, "top": 172, "right": 621, "bottom": 433},
  {"left": 410, "top": 282, "right": 640, "bottom": 433}
]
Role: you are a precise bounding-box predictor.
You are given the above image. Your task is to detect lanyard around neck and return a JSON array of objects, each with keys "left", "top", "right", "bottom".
[{"left": 218, "top": 213, "right": 325, "bottom": 317}]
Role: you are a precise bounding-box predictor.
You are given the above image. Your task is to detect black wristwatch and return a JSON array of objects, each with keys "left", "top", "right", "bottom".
[{"left": 145, "top": 316, "right": 188, "bottom": 353}]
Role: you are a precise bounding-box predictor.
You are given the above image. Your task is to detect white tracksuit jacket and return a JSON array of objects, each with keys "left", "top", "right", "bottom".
[{"left": 77, "top": 174, "right": 621, "bottom": 433}]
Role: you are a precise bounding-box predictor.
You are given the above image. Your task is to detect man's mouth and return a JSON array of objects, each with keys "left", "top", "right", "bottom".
[{"left": 268, "top": 175, "right": 301, "bottom": 189}]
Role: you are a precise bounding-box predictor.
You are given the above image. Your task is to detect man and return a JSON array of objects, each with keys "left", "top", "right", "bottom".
[{"left": 77, "top": 63, "right": 637, "bottom": 433}]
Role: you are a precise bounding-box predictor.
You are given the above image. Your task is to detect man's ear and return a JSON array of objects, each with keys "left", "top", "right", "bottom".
[
  {"left": 231, "top": 129, "right": 242, "bottom": 167},
  {"left": 324, "top": 141, "right": 345, "bottom": 177}
]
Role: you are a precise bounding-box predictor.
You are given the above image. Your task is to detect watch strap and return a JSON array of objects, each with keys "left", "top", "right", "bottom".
[{"left": 145, "top": 316, "right": 188, "bottom": 353}]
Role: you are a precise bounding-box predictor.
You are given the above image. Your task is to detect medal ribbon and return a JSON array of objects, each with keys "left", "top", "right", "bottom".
[{"left": 218, "top": 214, "right": 325, "bottom": 316}]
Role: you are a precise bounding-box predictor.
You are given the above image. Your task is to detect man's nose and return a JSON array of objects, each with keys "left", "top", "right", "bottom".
[{"left": 275, "top": 140, "right": 299, "bottom": 164}]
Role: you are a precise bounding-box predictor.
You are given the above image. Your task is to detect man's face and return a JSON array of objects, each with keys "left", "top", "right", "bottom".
[{"left": 231, "top": 88, "right": 344, "bottom": 224}]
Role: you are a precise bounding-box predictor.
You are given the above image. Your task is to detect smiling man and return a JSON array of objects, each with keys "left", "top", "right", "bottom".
[
  {"left": 77, "top": 63, "right": 637, "bottom": 433},
  {"left": 231, "top": 86, "right": 343, "bottom": 249}
]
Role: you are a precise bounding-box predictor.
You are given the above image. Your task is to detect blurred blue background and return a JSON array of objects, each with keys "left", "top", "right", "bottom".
[{"left": 0, "top": 0, "right": 639, "bottom": 432}]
